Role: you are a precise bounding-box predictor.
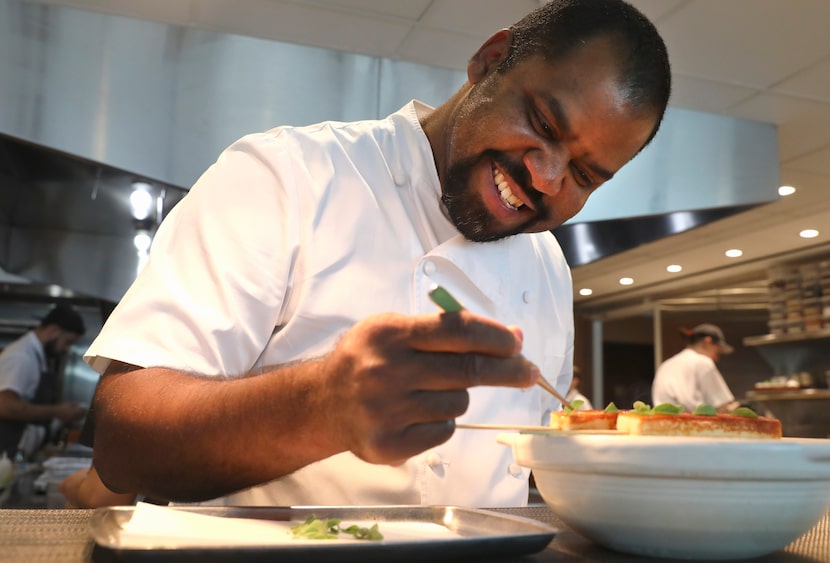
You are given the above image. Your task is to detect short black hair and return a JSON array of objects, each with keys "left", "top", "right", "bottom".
[
  {"left": 502, "top": 0, "right": 672, "bottom": 148},
  {"left": 40, "top": 304, "right": 86, "bottom": 335}
]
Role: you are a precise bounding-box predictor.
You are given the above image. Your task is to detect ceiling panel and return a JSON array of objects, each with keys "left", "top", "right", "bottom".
[
  {"left": 667, "top": 74, "right": 758, "bottom": 114},
  {"left": 194, "top": 0, "right": 413, "bottom": 56},
  {"left": 13, "top": 0, "right": 830, "bottom": 316},
  {"left": 785, "top": 146, "right": 830, "bottom": 176},
  {"left": 419, "top": 0, "right": 538, "bottom": 35},
  {"left": 301, "top": 0, "right": 432, "bottom": 21},
  {"left": 654, "top": 0, "right": 830, "bottom": 88},
  {"left": 773, "top": 56, "right": 830, "bottom": 101}
]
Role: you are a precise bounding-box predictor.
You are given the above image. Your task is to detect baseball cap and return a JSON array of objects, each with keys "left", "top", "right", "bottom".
[{"left": 692, "top": 323, "right": 733, "bottom": 354}]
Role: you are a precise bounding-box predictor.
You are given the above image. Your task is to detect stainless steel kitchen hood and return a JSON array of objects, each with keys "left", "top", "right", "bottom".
[{"left": 0, "top": 0, "right": 780, "bottom": 303}]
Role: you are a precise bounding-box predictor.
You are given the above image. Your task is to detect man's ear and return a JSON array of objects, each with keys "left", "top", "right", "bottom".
[{"left": 467, "top": 29, "right": 513, "bottom": 84}]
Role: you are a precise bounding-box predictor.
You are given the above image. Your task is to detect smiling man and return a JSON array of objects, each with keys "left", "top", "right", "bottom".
[{"left": 86, "top": 0, "right": 670, "bottom": 508}]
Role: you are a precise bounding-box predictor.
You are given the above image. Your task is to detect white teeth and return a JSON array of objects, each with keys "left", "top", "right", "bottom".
[{"left": 493, "top": 168, "right": 524, "bottom": 210}]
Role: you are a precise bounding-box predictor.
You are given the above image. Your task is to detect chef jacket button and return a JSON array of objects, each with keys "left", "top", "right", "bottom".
[
  {"left": 508, "top": 463, "right": 524, "bottom": 478},
  {"left": 522, "top": 291, "right": 533, "bottom": 304},
  {"left": 423, "top": 261, "right": 436, "bottom": 276},
  {"left": 426, "top": 452, "right": 443, "bottom": 469}
]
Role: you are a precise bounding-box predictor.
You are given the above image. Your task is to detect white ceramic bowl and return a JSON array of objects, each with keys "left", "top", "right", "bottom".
[{"left": 499, "top": 432, "right": 830, "bottom": 560}]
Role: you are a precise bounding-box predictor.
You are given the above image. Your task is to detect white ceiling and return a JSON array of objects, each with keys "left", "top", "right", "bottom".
[{"left": 27, "top": 0, "right": 830, "bottom": 315}]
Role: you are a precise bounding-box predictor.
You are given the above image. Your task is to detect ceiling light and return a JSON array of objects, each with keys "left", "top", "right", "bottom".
[
  {"left": 725, "top": 249, "right": 743, "bottom": 258},
  {"left": 619, "top": 277, "right": 634, "bottom": 286},
  {"left": 666, "top": 264, "right": 682, "bottom": 273},
  {"left": 130, "top": 182, "right": 154, "bottom": 221},
  {"left": 800, "top": 229, "right": 819, "bottom": 239},
  {"left": 778, "top": 185, "right": 796, "bottom": 196},
  {"left": 579, "top": 288, "right": 593, "bottom": 296},
  {"left": 133, "top": 231, "right": 152, "bottom": 252}
]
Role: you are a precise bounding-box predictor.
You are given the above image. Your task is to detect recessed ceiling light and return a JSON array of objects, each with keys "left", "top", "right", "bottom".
[
  {"left": 130, "top": 181, "right": 154, "bottom": 221},
  {"left": 619, "top": 277, "right": 634, "bottom": 286},
  {"left": 778, "top": 185, "right": 796, "bottom": 196},
  {"left": 800, "top": 229, "right": 819, "bottom": 239},
  {"left": 579, "top": 288, "right": 593, "bottom": 296},
  {"left": 666, "top": 264, "right": 682, "bottom": 273},
  {"left": 725, "top": 249, "right": 743, "bottom": 258}
]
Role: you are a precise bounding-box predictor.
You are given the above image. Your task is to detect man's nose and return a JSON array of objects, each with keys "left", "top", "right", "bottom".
[{"left": 523, "top": 146, "right": 567, "bottom": 196}]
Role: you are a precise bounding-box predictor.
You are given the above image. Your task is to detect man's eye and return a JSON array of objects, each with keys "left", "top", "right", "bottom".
[
  {"left": 571, "top": 164, "right": 592, "bottom": 187},
  {"left": 534, "top": 111, "right": 553, "bottom": 136}
]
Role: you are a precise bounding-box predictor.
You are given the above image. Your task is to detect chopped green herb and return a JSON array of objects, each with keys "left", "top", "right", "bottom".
[
  {"left": 343, "top": 523, "right": 384, "bottom": 541},
  {"left": 632, "top": 401, "right": 654, "bottom": 415},
  {"left": 290, "top": 515, "right": 384, "bottom": 541},
  {"left": 603, "top": 402, "right": 620, "bottom": 413},
  {"left": 693, "top": 404, "right": 718, "bottom": 416},
  {"left": 653, "top": 403, "right": 684, "bottom": 415},
  {"left": 632, "top": 401, "right": 653, "bottom": 415},
  {"left": 290, "top": 515, "right": 340, "bottom": 540},
  {"left": 732, "top": 407, "right": 759, "bottom": 418}
]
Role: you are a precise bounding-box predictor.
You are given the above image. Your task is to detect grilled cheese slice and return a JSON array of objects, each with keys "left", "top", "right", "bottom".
[
  {"left": 616, "top": 412, "right": 782, "bottom": 439},
  {"left": 550, "top": 409, "right": 619, "bottom": 431}
]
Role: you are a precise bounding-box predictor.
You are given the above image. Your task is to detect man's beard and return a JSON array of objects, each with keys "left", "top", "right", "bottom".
[
  {"left": 441, "top": 150, "right": 542, "bottom": 242},
  {"left": 43, "top": 338, "right": 60, "bottom": 358}
]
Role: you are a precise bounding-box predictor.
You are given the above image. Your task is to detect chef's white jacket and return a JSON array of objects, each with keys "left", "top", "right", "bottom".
[
  {"left": 652, "top": 348, "right": 735, "bottom": 412},
  {"left": 0, "top": 331, "right": 47, "bottom": 400},
  {"left": 85, "top": 101, "right": 574, "bottom": 508}
]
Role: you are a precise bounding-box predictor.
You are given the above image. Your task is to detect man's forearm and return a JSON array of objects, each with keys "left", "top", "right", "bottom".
[
  {"left": 0, "top": 392, "right": 62, "bottom": 422},
  {"left": 93, "top": 361, "right": 345, "bottom": 502}
]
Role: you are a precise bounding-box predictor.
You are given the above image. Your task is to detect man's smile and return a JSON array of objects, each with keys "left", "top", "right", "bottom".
[{"left": 493, "top": 164, "right": 525, "bottom": 211}]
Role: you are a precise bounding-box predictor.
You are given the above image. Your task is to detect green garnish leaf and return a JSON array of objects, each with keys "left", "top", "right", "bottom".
[
  {"left": 732, "top": 407, "right": 759, "bottom": 418},
  {"left": 693, "top": 404, "right": 718, "bottom": 416},
  {"left": 653, "top": 403, "right": 684, "bottom": 415},
  {"left": 564, "top": 399, "right": 585, "bottom": 414},
  {"left": 291, "top": 515, "right": 384, "bottom": 541},
  {"left": 604, "top": 402, "right": 620, "bottom": 413}
]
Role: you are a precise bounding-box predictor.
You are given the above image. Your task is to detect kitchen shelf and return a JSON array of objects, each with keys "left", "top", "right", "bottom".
[{"left": 743, "top": 328, "right": 830, "bottom": 347}]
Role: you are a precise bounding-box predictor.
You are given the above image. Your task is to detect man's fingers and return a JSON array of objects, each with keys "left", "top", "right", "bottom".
[
  {"left": 407, "top": 311, "right": 522, "bottom": 357},
  {"left": 405, "top": 351, "right": 540, "bottom": 391},
  {"left": 358, "top": 420, "right": 456, "bottom": 464}
]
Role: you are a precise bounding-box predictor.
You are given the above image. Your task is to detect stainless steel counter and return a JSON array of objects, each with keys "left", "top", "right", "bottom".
[
  {"left": 2, "top": 505, "right": 829, "bottom": 562},
  {"left": 747, "top": 388, "right": 830, "bottom": 438}
]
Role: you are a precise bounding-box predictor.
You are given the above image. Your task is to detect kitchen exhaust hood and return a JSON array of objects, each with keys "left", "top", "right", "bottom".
[{"left": 0, "top": 0, "right": 779, "bottom": 303}]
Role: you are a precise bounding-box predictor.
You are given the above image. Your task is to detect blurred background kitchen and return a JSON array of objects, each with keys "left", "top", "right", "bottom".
[{"left": 2, "top": 0, "right": 830, "bottom": 506}]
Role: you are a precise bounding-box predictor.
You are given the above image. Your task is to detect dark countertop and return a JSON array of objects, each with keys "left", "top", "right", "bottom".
[{"left": 1, "top": 504, "right": 829, "bottom": 562}]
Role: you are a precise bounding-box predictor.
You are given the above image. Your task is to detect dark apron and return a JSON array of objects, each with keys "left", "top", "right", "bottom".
[{"left": 0, "top": 367, "right": 55, "bottom": 457}]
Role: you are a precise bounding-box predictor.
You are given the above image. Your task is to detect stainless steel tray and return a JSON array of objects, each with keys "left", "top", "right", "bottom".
[{"left": 89, "top": 505, "right": 557, "bottom": 562}]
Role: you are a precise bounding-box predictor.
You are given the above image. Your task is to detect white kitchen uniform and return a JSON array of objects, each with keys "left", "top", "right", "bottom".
[
  {"left": 85, "top": 101, "right": 574, "bottom": 508},
  {"left": 651, "top": 348, "right": 734, "bottom": 412},
  {"left": 0, "top": 331, "right": 47, "bottom": 400}
]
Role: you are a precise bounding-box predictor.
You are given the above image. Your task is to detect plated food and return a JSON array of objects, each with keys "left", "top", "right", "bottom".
[
  {"left": 500, "top": 415, "right": 830, "bottom": 560},
  {"left": 617, "top": 402, "right": 782, "bottom": 439},
  {"left": 551, "top": 400, "right": 782, "bottom": 439},
  {"left": 549, "top": 402, "right": 619, "bottom": 431}
]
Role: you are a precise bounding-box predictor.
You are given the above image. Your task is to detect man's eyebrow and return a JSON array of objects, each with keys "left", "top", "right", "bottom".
[{"left": 540, "top": 93, "right": 614, "bottom": 182}]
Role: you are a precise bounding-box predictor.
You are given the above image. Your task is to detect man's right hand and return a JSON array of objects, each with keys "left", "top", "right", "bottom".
[
  {"left": 54, "top": 402, "right": 87, "bottom": 422},
  {"left": 317, "top": 310, "right": 541, "bottom": 466}
]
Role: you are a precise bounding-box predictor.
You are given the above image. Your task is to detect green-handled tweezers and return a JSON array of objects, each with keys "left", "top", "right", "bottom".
[{"left": 428, "top": 284, "right": 573, "bottom": 409}]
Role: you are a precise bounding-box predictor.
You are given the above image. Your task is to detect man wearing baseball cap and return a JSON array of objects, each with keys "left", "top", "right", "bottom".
[{"left": 652, "top": 323, "right": 740, "bottom": 413}]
